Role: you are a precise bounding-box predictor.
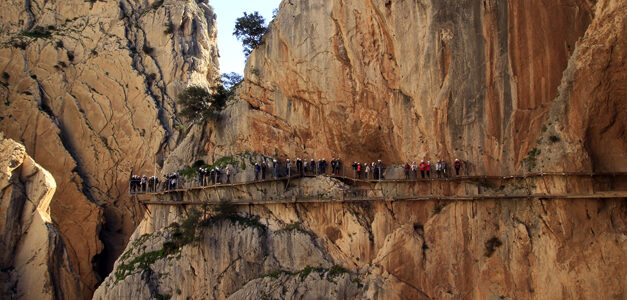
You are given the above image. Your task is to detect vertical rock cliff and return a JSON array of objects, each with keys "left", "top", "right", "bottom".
[
  {"left": 0, "top": 134, "right": 79, "bottom": 299},
  {"left": 0, "top": 0, "right": 220, "bottom": 296},
  {"left": 192, "top": 0, "right": 624, "bottom": 175},
  {"left": 119, "top": 0, "right": 626, "bottom": 299}
]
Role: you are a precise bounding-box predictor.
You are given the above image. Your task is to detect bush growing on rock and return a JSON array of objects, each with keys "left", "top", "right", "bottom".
[{"left": 176, "top": 85, "right": 228, "bottom": 122}]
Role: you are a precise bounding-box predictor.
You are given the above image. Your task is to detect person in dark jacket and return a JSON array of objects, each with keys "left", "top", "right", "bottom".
[
  {"left": 261, "top": 161, "right": 267, "bottom": 179},
  {"left": 254, "top": 163, "right": 261, "bottom": 180}
]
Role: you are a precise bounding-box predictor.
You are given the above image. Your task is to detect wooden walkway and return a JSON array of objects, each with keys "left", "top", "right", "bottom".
[
  {"left": 135, "top": 172, "right": 626, "bottom": 206},
  {"left": 140, "top": 192, "right": 627, "bottom": 206},
  {"left": 135, "top": 172, "right": 626, "bottom": 195}
]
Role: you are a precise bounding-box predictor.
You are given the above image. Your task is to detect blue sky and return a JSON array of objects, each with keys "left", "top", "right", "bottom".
[{"left": 212, "top": 0, "right": 283, "bottom": 76}]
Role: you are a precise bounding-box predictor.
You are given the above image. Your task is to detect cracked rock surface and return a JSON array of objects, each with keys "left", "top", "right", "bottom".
[
  {"left": 191, "top": 0, "right": 625, "bottom": 176},
  {"left": 0, "top": 0, "right": 219, "bottom": 296},
  {"left": 95, "top": 195, "right": 626, "bottom": 299},
  {"left": 0, "top": 134, "right": 80, "bottom": 299}
]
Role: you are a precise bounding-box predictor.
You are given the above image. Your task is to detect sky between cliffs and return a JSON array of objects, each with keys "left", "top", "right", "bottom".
[{"left": 212, "top": 0, "right": 282, "bottom": 76}]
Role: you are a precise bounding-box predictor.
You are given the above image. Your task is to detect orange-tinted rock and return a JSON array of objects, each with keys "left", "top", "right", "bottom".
[
  {"left": 0, "top": 0, "right": 219, "bottom": 296},
  {"left": 535, "top": 0, "right": 626, "bottom": 173},
  {"left": 0, "top": 134, "right": 82, "bottom": 299},
  {"left": 202, "top": 0, "right": 619, "bottom": 176}
]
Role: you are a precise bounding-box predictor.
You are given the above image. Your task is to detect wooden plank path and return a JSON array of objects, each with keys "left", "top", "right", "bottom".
[
  {"left": 136, "top": 172, "right": 627, "bottom": 196},
  {"left": 134, "top": 172, "right": 626, "bottom": 206},
  {"left": 139, "top": 191, "right": 627, "bottom": 206}
]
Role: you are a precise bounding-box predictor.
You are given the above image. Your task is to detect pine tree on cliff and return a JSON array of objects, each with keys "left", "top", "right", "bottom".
[{"left": 233, "top": 11, "right": 267, "bottom": 56}]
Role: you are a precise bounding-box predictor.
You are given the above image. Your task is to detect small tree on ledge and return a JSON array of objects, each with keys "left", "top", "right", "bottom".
[
  {"left": 233, "top": 11, "right": 267, "bottom": 57},
  {"left": 177, "top": 85, "right": 228, "bottom": 122}
]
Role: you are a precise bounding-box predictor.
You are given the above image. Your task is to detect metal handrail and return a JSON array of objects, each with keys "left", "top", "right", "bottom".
[{"left": 129, "top": 171, "right": 627, "bottom": 196}]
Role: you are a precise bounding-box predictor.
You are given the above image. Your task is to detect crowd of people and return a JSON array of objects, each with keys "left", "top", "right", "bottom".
[
  {"left": 402, "top": 159, "right": 462, "bottom": 180},
  {"left": 129, "top": 157, "right": 464, "bottom": 194},
  {"left": 197, "top": 166, "right": 234, "bottom": 185},
  {"left": 130, "top": 173, "right": 178, "bottom": 193}
]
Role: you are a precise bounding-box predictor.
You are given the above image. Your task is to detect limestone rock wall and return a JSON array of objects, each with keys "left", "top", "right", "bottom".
[
  {"left": 196, "top": 0, "right": 625, "bottom": 175},
  {"left": 0, "top": 0, "right": 219, "bottom": 296},
  {"left": 535, "top": 0, "right": 626, "bottom": 173},
  {"left": 94, "top": 193, "right": 626, "bottom": 299},
  {"left": 0, "top": 134, "right": 80, "bottom": 299}
]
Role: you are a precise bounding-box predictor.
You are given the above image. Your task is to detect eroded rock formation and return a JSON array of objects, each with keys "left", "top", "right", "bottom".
[
  {"left": 187, "top": 0, "right": 625, "bottom": 176},
  {"left": 94, "top": 177, "right": 626, "bottom": 299},
  {"left": 0, "top": 134, "right": 80, "bottom": 299},
  {"left": 0, "top": 0, "right": 219, "bottom": 296}
]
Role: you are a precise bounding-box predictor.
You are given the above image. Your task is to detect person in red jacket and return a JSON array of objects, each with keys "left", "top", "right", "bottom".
[
  {"left": 404, "top": 162, "right": 410, "bottom": 179},
  {"left": 454, "top": 159, "right": 462, "bottom": 176},
  {"left": 419, "top": 160, "right": 426, "bottom": 178}
]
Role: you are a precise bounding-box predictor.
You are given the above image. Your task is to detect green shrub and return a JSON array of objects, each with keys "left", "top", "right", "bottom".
[
  {"left": 278, "top": 222, "right": 308, "bottom": 234},
  {"left": 176, "top": 85, "right": 228, "bottom": 122},
  {"left": 178, "top": 166, "right": 197, "bottom": 179}
]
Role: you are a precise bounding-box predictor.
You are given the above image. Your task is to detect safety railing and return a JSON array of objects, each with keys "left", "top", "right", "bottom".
[{"left": 130, "top": 168, "right": 626, "bottom": 196}]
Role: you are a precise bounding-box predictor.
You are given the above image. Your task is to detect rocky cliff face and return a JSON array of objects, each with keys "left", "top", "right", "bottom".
[
  {"left": 187, "top": 0, "right": 625, "bottom": 176},
  {"left": 0, "top": 134, "right": 80, "bottom": 299},
  {"left": 94, "top": 176, "right": 626, "bottom": 299},
  {"left": 0, "top": 0, "right": 219, "bottom": 296},
  {"left": 127, "top": 0, "right": 627, "bottom": 299}
]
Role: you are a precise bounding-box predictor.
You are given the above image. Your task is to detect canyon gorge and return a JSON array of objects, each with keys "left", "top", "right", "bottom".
[{"left": 1, "top": 0, "right": 625, "bottom": 299}]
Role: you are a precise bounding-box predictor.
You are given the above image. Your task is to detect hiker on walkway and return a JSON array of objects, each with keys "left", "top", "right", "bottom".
[
  {"left": 310, "top": 159, "right": 316, "bottom": 175},
  {"left": 377, "top": 160, "right": 384, "bottom": 180},
  {"left": 141, "top": 175, "right": 147, "bottom": 192},
  {"left": 441, "top": 160, "right": 448, "bottom": 178},
  {"left": 150, "top": 176, "right": 160, "bottom": 192},
  {"left": 254, "top": 163, "right": 261, "bottom": 180},
  {"left": 365, "top": 163, "right": 370, "bottom": 179},
  {"left": 404, "top": 162, "right": 410, "bottom": 180},
  {"left": 197, "top": 167, "right": 204, "bottom": 186},
  {"left": 411, "top": 162, "right": 418, "bottom": 179},
  {"left": 286, "top": 159, "right": 292, "bottom": 176},
  {"left": 170, "top": 173, "right": 178, "bottom": 189},
  {"left": 436, "top": 160, "right": 442, "bottom": 178},
  {"left": 147, "top": 176, "right": 154, "bottom": 192},
  {"left": 454, "top": 159, "right": 462, "bottom": 176},
  {"left": 356, "top": 163, "right": 362, "bottom": 179},
  {"left": 214, "top": 168, "right": 221, "bottom": 184},
  {"left": 129, "top": 175, "right": 136, "bottom": 193},
  {"left": 352, "top": 162, "right": 358, "bottom": 178},
  {"left": 273, "top": 159, "right": 279, "bottom": 178},
  {"left": 419, "top": 160, "right": 426, "bottom": 178},
  {"left": 426, "top": 161, "right": 431, "bottom": 178},
  {"left": 204, "top": 168, "right": 211, "bottom": 185},
  {"left": 296, "top": 158, "right": 303, "bottom": 175},
  {"left": 261, "top": 161, "right": 267, "bottom": 179},
  {"left": 331, "top": 158, "right": 337, "bottom": 175}
]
